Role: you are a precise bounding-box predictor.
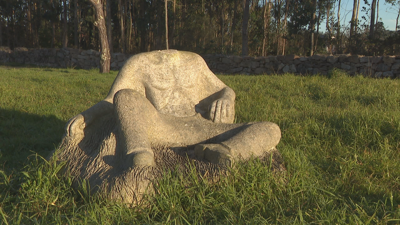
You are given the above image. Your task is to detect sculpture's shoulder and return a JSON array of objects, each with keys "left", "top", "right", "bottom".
[
  {"left": 122, "top": 50, "right": 206, "bottom": 69},
  {"left": 108, "top": 50, "right": 228, "bottom": 104}
]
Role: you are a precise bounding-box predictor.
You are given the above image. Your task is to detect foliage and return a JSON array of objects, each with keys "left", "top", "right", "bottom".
[
  {"left": 0, "top": 0, "right": 398, "bottom": 56},
  {"left": 1, "top": 66, "right": 400, "bottom": 223}
]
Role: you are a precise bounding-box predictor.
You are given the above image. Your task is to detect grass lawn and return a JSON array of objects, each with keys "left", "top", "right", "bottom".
[{"left": 0, "top": 65, "right": 400, "bottom": 224}]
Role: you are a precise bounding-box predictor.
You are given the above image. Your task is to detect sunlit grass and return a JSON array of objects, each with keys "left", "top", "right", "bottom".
[{"left": 1, "top": 66, "right": 400, "bottom": 223}]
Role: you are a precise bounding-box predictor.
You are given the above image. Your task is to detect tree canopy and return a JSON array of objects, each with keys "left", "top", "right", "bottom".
[{"left": 0, "top": 0, "right": 398, "bottom": 58}]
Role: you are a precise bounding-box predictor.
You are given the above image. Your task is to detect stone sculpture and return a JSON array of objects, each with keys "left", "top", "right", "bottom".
[{"left": 54, "top": 50, "right": 283, "bottom": 204}]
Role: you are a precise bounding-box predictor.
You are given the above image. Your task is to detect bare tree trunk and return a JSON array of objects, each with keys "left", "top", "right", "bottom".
[
  {"left": 376, "top": 0, "right": 380, "bottom": 26},
  {"left": 350, "top": 0, "right": 357, "bottom": 37},
  {"left": 62, "top": 0, "right": 68, "bottom": 48},
  {"left": 106, "top": 0, "right": 113, "bottom": 52},
  {"left": 326, "top": 1, "right": 333, "bottom": 54},
  {"left": 241, "top": 0, "right": 250, "bottom": 56},
  {"left": 34, "top": 0, "right": 41, "bottom": 47},
  {"left": 0, "top": 16, "right": 2, "bottom": 46},
  {"left": 52, "top": 21, "right": 56, "bottom": 48},
  {"left": 310, "top": 0, "right": 317, "bottom": 56},
  {"left": 230, "top": 0, "right": 238, "bottom": 52},
  {"left": 314, "top": 3, "right": 321, "bottom": 53},
  {"left": 171, "top": 0, "right": 176, "bottom": 47},
  {"left": 88, "top": 0, "right": 111, "bottom": 73},
  {"left": 355, "top": 0, "right": 360, "bottom": 32},
  {"left": 282, "top": 0, "right": 289, "bottom": 55},
  {"left": 337, "top": 0, "right": 341, "bottom": 53},
  {"left": 262, "top": 0, "right": 271, "bottom": 56},
  {"left": 74, "top": 0, "right": 79, "bottom": 48},
  {"left": 220, "top": 1, "right": 225, "bottom": 53},
  {"left": 396, "top": 12, "right": 399, "bottom": 32},
  {"left": 127, "top": 0, "right": 134, "bottom": 52},
  {"left": 118, "top": 0, "right": 125, "bottom": 53},
  {"left": 27, "top": 0, "right": 32, "bottom": 47},
  {"left": 370, "top": 0, "right": 377, "bottom": 39},
  {"left": 275, "top": 0, "right": 281, "bottom": 55},
  {"left": 165, "top": 0, "right": 169, "bottom": 49}
]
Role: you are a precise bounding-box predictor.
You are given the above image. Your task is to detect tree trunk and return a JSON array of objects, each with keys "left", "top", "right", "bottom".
[
  {"left": 88, "top": 0, "right": 111, "bottom": 73},
  {"left": 0, "top": 16, "right": 2, "bottom": 46},
  {"left": 282, "top": 0, "right": 289, "bottom": 55},
  {"left": 355, "top": 0, "right": 360, "bottom": 31},
  {"left": 62, "top": 0, "right": 68, "bottom": 48},
  {"left": 165, "top": 0, "right": 169, "bottom": 49},
  {"left": 396, "top": 12, "right": 399, "bottom": 32},
  {"left": 106, "top": 0, "right": 113, "bottom": 52},
  {"left": 310, "top": 0, "right": 317, "bottom": 56},
  {"left": 376, "top": 0, "right": 380, "bottom": 26},
  {"left": 127, "top": 0, "right": 134, "bottom": 52},
  {"left": 350, "top": 0, "right": 357, "bottom": 37},
  {"left": 220, "top": 1, "right": 225, "bottom": 53},
  {"left": 118, "top": 0, "right": 126, "bottom": 53},
  {"left": 35, "top": 0, "right": 41, "bottom": 47},
  {"left": 230, "top": 0, "right": 238, "bottom": 52},
  {"left": 52, "top": 21, "right": 56, "bottom": 48},
  {"left": 370, "top": 0, "right": 377, "bottom": 39},
  {"left": 262, "top": 0, "right": 271, "bottom": 56},
  {"left": 241, "top": 0, "right": 250, "bottom": 56},
  {"left": 326, "top": 1, "right": 332, "bottom": 54},
  {"left": 27, "top": 0, "right": 33, "bottom": 47},
  {"left": 337, "top": 0, "right": 341, "bottom": 53},
  {"left": 74, "top": 0, "right": 79, "bottom": 48},
  {"left": 275, "top": 0, "right": 281, "bottom": 55},
  {"left": 314, "top": 3, "right": 321, "bottom": 53}
]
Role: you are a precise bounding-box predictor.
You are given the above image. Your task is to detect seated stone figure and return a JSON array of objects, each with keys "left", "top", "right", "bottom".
[{"left": 56, "top": 50, "right": 282, "bottom": 203}]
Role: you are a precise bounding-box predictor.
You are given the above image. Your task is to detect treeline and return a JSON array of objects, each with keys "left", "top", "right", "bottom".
[{"left": 0, "top": 0, "right": 399, "bottom": 57}]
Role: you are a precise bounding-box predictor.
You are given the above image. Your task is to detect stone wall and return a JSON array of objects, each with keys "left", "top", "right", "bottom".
[{"left": 1, "top": 47, "right": 399, "bottom": 78}]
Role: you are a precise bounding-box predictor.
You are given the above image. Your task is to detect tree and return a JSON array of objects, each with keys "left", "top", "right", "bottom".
[
  {"left": 282, "top": 0, "right": 289, "bottom": 55},
  {"left": 262, "top": 0, "right": 271, "bottom": 56},
  {"left": 62, "top": 0, "right": 68, "bottom": 48},
  {"left": 165, "top": 0, "right": 169, "bottom": 49},
  {"left": 370, "top": 0, "right": 377, "bottom": 38},
  {"left": 310, "top": 0, "right": 317, "bottom": 56},
  {"left": 106, "top": 0, "right": 112, "bottom": 52},
  {"left": 88, "top": 0, "right": 111, "bottom": 73},
  {"left": 242, "top": 0, "right": 250, "bottom": 56},
  {"left": 337, "top": 0, "right": 341, "bottom": 53},
  {"left": 350, "top": 0, "right": 357, "bottom": 37},
  {"left": 74, "top": 0, "right": 80, "bottom": 48}
]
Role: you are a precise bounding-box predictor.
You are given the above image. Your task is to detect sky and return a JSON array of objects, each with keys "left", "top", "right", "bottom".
[{"left": 340, "top": 0, "right": 399, "bottom": 31}]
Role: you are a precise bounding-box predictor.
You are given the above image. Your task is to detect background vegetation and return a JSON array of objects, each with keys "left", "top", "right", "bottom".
[
  {"left": 0, "top": 0, "right": 399, "bottom": 57},
  {"left": 0, "top": 65, "right": 400, "bottom": 223}
]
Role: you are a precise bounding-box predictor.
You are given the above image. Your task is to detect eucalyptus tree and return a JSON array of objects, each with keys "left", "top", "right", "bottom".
[{"left": 88, "top": 0, "right": 111, "bottom": 73}]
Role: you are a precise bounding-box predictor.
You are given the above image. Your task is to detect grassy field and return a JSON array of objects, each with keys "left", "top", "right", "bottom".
[{"left": 0, "top": 65, "right": 400, "bottom": 224}]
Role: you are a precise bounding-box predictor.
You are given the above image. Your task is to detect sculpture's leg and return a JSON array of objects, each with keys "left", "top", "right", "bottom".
[
  {"left": 114, "top": 89, "right": 160, "bottom": 167},
  {"left": 195, "top": 122, "right": 281, "bottom": 165}
]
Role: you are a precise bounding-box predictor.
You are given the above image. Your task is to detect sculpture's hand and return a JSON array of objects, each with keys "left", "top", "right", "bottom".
[
  {"left": 209, "top": 97, "right": 235, "bottom": 123},
  {"left": 65, "top": 114, "right": 86, "bottom": 140}
]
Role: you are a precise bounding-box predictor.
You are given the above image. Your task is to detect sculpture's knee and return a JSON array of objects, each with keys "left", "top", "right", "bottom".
[
  {"left": 113, "top": 89, "right": 158, "bottom": 119},
  {"left": 252, "top": 122, "right": 281, "bottom": 148},
  {"left": 114, "top": 89, "right": 145, "bottom": 107}
]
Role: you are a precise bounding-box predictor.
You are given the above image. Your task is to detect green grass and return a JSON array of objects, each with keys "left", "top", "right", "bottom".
[{"left": 1, "top": 66, "right": 400, "bottom": 224}]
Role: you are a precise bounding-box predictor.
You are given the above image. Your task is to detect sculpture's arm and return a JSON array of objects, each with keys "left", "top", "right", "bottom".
[
  {"left": 65, "top": 57, "right": 145, "bottom": 140},
  {"left": 65, "top": 100, "right": 114, "bottom": 139}
]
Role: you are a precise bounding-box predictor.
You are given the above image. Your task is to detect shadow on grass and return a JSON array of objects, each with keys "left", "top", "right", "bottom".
[{"left": 0, "top": 108, "right": 65, "bottom": 172}]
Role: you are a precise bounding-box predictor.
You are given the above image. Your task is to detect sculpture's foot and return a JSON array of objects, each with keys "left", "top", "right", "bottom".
[
  {"left": 194, "top": 143, "right": 233, "bottom": 167},
  {"left": 129, "top": 149, "right": 156, "bottom": 167}
]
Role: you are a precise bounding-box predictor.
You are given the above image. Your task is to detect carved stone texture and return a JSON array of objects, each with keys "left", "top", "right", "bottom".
[{"left": 53, "top": 50, "right": 283, "bottom": 204}]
